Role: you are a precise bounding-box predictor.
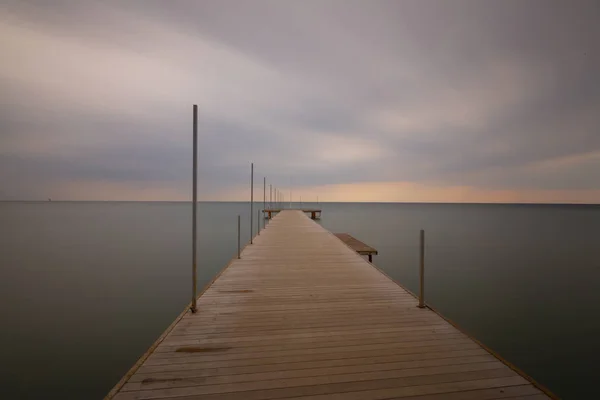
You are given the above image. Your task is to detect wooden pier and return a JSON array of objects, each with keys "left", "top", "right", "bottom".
[
  {"left": 107, "top": 210, "right": 553, "bottom": 400},
  {"left": 264, "top": 208, "right": 321, "bottom": 220}
]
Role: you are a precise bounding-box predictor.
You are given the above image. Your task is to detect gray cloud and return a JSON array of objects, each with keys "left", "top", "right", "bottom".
[{"left": 1, "top": 0, "right": 600, "bottom": 200}]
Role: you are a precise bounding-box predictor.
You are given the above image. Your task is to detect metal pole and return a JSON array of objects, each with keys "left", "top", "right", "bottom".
[
  {"left": 263, "top": 177, "right": 266, "bottom": 227},
  {"left": 257, "top": 209, "right": 260, "bottom": 236},
  {"left": 191, "top": 104, "right": 198, "bottom": 313},
  {"left": 250, "top": 163, "right": 254, "bottom": 244},
  {"left": 237, "top": 215, "right": 241, "bottom": 259},
  {"left": 418, "top": 229, "right": 425, "bottom": 308},
  {"left": 269, "top": 184, "right": 272, "bottom": 209}
]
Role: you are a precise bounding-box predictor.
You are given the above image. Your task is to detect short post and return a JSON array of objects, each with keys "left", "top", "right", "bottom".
[
  {"left": 418, "top": 229, "right": 425, "bottom": 308},
  {"left": 257, "top": 209, "right": 260, "bottom": 236},
  {"left": 250, "top": 163, "right": 254, "bottom": 244},
  {"left": 237, "top": 215, "right": 241, "bottom": 259}
]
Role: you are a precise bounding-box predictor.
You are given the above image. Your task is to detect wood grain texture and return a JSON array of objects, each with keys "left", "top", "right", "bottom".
[{"left": 109, "top": 210, "right": 551, "bottom": 400}]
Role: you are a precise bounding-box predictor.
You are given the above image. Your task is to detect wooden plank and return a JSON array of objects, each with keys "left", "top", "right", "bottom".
[
  {"left": 155, "top": 332, "right": 468, "bottom": 353},
  {"left": 142, "top": 343, "right": 483, "bottom": 367},
  {"left": 386, "top": 385, "right": 543, "bottom": 400},
  {"left": 107, "top": 210, "right": 553, "bottom": 400},
  {"left": 130, "top": 355, "right": 498, "bottom": 382},
  {"left": 136, "top": 349, "right": 491, "bottom": 375},
  {"left": 147, "top": 339, "right": 480, "bottom": 364},
  {"left": 292, "top": 382, "right": 542, "bottom": 400},
  {"left": 121, "top": 362, "right": 509, "bottom": 391},
  {"left": 113, "top": 369, "right": 518, "bottom": 399}
]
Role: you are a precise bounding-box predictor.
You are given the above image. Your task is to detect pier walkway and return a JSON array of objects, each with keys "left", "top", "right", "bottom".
[{"left": 107, "top": 210, "right": 551, "bottom": 400}]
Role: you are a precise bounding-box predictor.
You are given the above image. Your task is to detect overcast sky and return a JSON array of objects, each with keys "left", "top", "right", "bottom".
[{"left": 1, "top": 0, "right": 599, "bottom": 202}]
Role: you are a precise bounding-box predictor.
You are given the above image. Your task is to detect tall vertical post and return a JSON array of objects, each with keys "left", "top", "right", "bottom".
[
  {"left": 269, "top": 184, "right": 272, "bottom": 209},
  {"left": 191, "top": 105, "right": 198, "bottom": 313},
  {"left": 418, "top": 229, "right": 425, "bottom": 308},
  {"left": 263, "top": 177, "right": 266, "bottom": 226},
  {"left": 237, "top": 215, "right": 241, "bottom": 259},
  {"left": 257, "top": 209, "right": 260, "bottom": 236},
  {"left": 250, "top": 163, "right": 254, "bottom": 244}
]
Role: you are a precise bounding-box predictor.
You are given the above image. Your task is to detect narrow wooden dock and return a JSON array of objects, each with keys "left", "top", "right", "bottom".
[
  {"left": 334, "top": 233, "right": 378, "bottom": 262},
  {"left": 107, "top": 210, "right": 552, "bottom": 400}
]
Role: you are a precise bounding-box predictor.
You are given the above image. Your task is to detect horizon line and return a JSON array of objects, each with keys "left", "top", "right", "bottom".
[{"left": 1, "top": 200, "right": 599, "bottom": 206}]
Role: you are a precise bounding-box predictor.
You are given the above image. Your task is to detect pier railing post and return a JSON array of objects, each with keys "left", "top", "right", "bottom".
[
  {"left": 237, "top": 215, "right": 241, "bottom": 259},
  {"left": 257, "top": 209, "right": 260, "bottom": 236},
  {"left": 191, "top": 104, "right": 198, "bottom": 314},
  {"left": 418, "top": 229, "right": 425, "bottom": 308}
]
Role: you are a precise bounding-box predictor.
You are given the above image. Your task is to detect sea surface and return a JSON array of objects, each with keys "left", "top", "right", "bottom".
[{"left": 1, "top": 201, "right": 599, "bottom": 399}]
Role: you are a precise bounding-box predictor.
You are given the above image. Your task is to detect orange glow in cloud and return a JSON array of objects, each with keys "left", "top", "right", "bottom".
[
  {"left": 53, "top": 180, "right": 600, "bottom": 204},
  {"left": 267, "top": 182, "right": 600, "bottom": 204}
]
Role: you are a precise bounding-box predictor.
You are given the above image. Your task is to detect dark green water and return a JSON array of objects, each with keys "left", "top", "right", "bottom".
[{"left": 0, "top": 201, "right": 598, "bottom": 399}]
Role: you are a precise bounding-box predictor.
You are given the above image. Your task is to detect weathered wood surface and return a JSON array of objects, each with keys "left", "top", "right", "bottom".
[
  {"left": 334, "top": 233, "right": 378, "bottom": 256},
  {"left": 108, "top": 210, "right": 551, "bottom": 400}
]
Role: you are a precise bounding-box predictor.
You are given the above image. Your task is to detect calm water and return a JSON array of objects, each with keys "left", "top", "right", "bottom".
[{"left": 1, "top": 202, "right": 599, "bottom": 399}]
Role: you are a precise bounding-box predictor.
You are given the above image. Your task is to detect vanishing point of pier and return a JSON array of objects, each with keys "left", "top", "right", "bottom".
[{"left": 107, "top": 210, "right": 553, "bottom": 400}]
